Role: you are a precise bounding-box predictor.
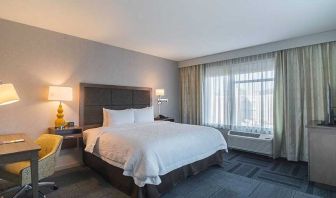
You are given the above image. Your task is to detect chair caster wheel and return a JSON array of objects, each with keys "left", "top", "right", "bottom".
[{"left": 51, "top": 185, "right": 58, "bottom": 190}]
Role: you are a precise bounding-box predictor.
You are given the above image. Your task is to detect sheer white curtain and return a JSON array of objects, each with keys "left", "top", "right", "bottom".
[{"left": 202, "top": 53, "right": 275, "bottom": 134}]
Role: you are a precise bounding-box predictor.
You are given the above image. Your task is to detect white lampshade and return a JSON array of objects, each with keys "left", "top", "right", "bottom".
[
  {"left": 155, "top": 89, "right": 165, "bottom": 96},
  {"left": 0, "top": 83, "right": 20, "bottom": 105},
  {"left": 48, "top": 86, "right": 73, "bottom": 101}
]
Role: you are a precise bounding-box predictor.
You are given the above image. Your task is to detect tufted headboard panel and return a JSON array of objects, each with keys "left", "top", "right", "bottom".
[{"left": 79, "top": 83, "right": 152, "bottom": 130}]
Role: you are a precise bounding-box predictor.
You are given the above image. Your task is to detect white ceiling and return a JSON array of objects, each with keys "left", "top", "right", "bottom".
[{"left": 0, "top": 0, "right": 336, "bottom": 61}]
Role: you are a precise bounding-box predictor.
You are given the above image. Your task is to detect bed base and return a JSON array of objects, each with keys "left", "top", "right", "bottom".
[{"left": 83, "top": 150, "right": 225, "bottom": 198}]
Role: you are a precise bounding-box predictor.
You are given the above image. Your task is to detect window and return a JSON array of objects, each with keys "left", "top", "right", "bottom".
[
  {"left": 202, "top": 54, "right": 275, "bottom": 134},
  {"left": 232, "top": 71, "right": 274, "bottom": 133}
]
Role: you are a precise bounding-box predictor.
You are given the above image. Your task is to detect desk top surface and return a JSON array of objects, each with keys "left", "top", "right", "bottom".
[{"left": 0, "top": 133, "right": 40, "bottom": 156}]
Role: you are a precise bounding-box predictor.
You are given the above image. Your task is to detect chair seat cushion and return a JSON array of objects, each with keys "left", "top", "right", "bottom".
[{"left": 2, "top": 161, "right": 30, "bottom": 175}]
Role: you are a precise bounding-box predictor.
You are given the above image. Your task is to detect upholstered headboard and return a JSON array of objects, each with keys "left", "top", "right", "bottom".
[{"left": 79, "top": 83, "right": 152, "bottom": 130}]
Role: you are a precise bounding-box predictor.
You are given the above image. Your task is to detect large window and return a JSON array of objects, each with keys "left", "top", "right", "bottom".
[{"left": 202, "top": 54, "right": 275, "bottom": 134}]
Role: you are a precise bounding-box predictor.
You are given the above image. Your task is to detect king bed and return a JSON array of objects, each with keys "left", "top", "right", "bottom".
[{"left": 79, "top": 83, "right": 227, "bottom": 198}]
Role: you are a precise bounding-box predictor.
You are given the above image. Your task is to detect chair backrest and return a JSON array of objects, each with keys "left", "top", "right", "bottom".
[{"left": 34, "top": 134, "right": 63, "bottom": 160}]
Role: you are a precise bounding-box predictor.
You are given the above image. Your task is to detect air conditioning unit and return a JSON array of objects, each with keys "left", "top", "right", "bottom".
[{"left": 227, "top": 130, "right": 273, "bottom": 156}]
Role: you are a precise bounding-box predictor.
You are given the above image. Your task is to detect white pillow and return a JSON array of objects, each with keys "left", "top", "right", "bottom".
[
  {"left": 103, "top": 108, "right": 134, "bottom": 126},
  {"left": 134, "top": 106, "right": 154, "bottom": 123}
]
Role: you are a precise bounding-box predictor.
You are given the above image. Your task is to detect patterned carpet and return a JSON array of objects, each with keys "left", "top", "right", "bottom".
[
  {"left": 222, "top": 149, "right": 336, "bottom": 198},
  {"left": 1, "top": 149, "right": 336, "bottom": 198}
]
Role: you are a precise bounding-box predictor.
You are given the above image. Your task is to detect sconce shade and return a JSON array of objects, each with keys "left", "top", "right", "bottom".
[
  {"left": 155, "top": 89, "right": 165, "bottom": 96},
  {"left": 0, "top": 83, "right": 20, "bottom": 105},
  {"left": 48, "top": 86, "right": 73, "bottom": 101}
]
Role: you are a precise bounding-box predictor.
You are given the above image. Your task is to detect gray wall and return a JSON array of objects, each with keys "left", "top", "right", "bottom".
[
  {"left": 0, "top": 19, "right": 179, "bottom": 169},
  {"left": 179, "top": 29, "right": 336, "bottom": 67}
]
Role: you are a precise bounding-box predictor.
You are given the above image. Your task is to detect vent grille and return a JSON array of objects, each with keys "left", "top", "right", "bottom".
[
  {"left": 228, "top": 130, "right": 273, "bottom": 156},
  {"left": 229, "top": 131, "right": 261, "bottom": 138}
]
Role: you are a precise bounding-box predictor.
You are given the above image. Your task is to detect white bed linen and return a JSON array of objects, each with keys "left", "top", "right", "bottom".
[{"left": 84, "top": 121, "right": 227, "bottom": 187}]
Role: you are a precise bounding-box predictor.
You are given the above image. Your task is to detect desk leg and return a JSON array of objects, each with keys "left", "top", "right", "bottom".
[{"left": 30, "top": 152, "right": 39, "bottom": 198}]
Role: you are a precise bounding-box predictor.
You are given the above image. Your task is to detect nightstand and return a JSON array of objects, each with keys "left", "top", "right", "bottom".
[
  {"left": 154, "top": 117, "right": 174, "bottom": 122},
  {"left": 48, "top": 126, "right": 83, "bottom": 150}
]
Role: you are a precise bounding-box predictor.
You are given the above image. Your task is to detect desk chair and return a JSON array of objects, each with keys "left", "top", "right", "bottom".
[{"left": 0, "top": 134, "right": 63, "bottom": 198}]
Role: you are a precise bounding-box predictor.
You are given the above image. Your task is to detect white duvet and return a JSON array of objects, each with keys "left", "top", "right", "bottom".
[{"left": 84, "top": 121, "right": 227, "bottom": 187}]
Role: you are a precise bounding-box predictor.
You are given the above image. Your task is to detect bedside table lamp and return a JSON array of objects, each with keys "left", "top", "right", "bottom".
[
  {"left": 155, "top": 89, "right": 168, "bottom": 116},
  {"left": 0, "top": 83, "right": 20, "bottom": 105},
  {"left": 48, "top": 86, "right": 73, "bottom": 128}
]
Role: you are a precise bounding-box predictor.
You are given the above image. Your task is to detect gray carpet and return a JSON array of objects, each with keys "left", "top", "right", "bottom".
[
  {"left": 1, "top": 149, "right": 335, "bottom": 198},
  {"left": 223, "top": 150, "right": 336, "bottom": 198}
]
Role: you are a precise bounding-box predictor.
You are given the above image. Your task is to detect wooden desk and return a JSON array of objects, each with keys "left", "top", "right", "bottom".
[{"left": 0, "top": 134, "right": 41, "bottom": 198}]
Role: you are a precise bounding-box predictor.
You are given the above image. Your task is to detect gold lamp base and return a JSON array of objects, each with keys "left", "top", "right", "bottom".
[{"left": 55, "top": 102, "right": 66, "bottom": 128}]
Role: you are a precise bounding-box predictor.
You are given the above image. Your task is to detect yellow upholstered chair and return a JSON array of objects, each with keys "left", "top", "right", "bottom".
[{"left": 0, "top": 134, "right": 63, "bottom": 198}]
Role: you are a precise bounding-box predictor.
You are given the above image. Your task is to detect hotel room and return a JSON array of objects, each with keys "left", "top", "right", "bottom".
[{"left": 0, "top": 1, "right": 336, "bottom": 198}]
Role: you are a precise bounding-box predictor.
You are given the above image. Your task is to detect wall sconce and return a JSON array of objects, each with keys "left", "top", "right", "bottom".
[{"left": 155, "top": 89, "right": 168, "bottom": 116}]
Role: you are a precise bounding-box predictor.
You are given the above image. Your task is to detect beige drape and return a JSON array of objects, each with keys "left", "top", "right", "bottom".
[
  {"left": 273, "top": 41, "right": 336, "bottom": 161},
  {"left": 179, "top": 65, "right": 203, "bottom": 124}
]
